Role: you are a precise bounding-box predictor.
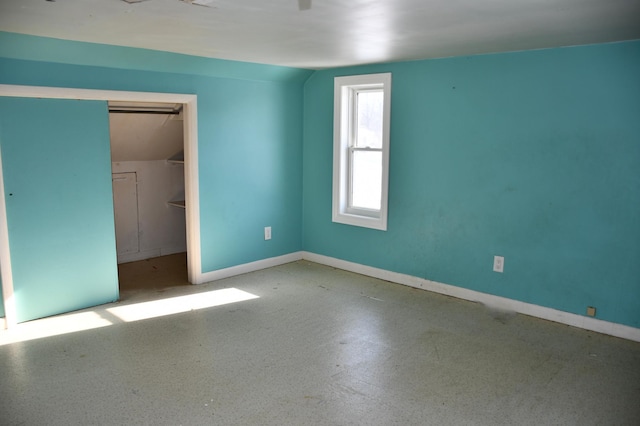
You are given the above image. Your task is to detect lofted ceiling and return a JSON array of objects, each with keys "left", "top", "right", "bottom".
[
  {"left": 0, "top": 0, "right": 639, "bottom": 69},
  {"left": 109, "top": 102, "right": 184, "bottom": 162}
]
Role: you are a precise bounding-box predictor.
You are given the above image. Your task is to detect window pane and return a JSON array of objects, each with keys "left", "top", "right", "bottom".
[
  {"left": 351, "top": 150, "right": 382, "bottom": 210},
  {"left": 355, "top": 90, "right": 383, "bottom": 149}
]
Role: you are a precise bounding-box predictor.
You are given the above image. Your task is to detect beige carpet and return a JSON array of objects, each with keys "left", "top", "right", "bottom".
[{"left": 117, "top": 252, "right": 189, "bottom": 296}]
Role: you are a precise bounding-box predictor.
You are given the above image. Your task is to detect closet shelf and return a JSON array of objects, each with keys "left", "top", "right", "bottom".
[
  {"left": 167, "top": 151, "right": 184, "bottom": 164},
  {"left": 167, "top": 150, "right": 185, "bottom": 208}
]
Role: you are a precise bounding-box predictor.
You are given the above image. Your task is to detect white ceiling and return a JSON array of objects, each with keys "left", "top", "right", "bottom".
[{"left": 1, "top": 0, "right": 639, "bottom": 69}]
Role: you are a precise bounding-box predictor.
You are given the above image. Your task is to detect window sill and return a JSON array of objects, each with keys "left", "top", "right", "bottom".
[{"left": 332, "top": 211, "right": 387, "bottom": 231}]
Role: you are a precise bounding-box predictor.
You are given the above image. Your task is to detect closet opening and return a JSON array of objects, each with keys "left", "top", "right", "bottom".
[
  {"left": 108, "top": 101, "right": 189, "bottom": 297},
  {"left": 0, "top": 85, "right": 202, "bottom": 329}
]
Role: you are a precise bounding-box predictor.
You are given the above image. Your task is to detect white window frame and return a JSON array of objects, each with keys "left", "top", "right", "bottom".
[{"left": 332, "top": 73, "right": 391, "bottom": 231}]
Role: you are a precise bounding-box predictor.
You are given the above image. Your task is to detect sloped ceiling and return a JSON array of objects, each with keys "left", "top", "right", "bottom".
[
  {"left": 109, "top": 109, "right": 183, "bottom": 162},
  {"left": 0, "top": 0, "right": 639, "bottom": 69}
]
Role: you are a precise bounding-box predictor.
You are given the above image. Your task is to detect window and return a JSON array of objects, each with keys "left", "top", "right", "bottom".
[{"left": 333, "top": 73, "right": 391, "bottom": 230}]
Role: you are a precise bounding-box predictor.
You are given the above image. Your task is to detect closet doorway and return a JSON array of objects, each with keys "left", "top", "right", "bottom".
[
  {"left": 108, "top": 101, "right": 189, "bottom": 295},
  {"left": 0, "top": 85, "right": 202, "bottom": 328}
]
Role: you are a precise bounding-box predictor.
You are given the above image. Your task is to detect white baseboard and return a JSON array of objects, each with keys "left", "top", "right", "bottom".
[
  {"left": 160, "top": 246, "right": 188, "bottom": 257},
  {"left": 197, "top": 252, "right": 304, "bottom": 284},
  {"left": 301, "top": 251, "right": 640, "bottom": 343}
]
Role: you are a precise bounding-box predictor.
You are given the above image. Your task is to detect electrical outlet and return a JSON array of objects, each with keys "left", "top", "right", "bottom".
[
  {"left": 586, "top": 306, "right": 596, "bottom": 317},
  {"left": 493, "top": 255, "right": 504, "bottom": 273},
  {"left": 264, "top": 226, "right": 272, "bottom": 240}
]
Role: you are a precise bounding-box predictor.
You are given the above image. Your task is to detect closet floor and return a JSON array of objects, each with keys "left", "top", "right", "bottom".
[{"left": 117, "top": 252, "right": 189, "bottom": 298}]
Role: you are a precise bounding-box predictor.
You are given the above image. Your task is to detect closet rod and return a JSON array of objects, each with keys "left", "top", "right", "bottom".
[{"left": 108, "top": 109, "right": 181, "bottom": 115}]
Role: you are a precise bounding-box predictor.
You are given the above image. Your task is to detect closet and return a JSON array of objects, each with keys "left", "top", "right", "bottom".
[{"left": 108, "top": 101, "right": 186, "bottom": 265}]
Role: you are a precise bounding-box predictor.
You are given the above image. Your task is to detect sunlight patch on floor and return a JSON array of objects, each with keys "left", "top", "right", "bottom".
[
  {"left": 107, "top": 288, "right": 258, "bottom": 322},
  {"left": 0, "top": 288, "right": 259, "bottom": 346}
]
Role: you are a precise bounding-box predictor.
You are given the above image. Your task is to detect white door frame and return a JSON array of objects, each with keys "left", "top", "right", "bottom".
[{"left": 0, "top": 84, "right": 203, "bottom": 329}]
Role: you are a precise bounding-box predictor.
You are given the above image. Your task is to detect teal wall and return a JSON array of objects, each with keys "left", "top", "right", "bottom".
[
  {"left": 0, "top": 97, "right": 119, "bottom": 322},
  {"left": 0, "top": 32, "right": 308, "bottom": 83},
  {"left": 0, "top": 33, "right": 310, "bottom": 281},
  {"left": 1, "top": 32, "right": 639, "bottom": 329},
  {"left": 302, "top": 41, "right": 640, "bottom": 328}
]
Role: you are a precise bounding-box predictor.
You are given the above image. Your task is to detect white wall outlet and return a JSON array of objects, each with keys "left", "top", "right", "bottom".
[
  {"left": 493, "top": 255, "right": 504, "bottom": 273},
  {"left": 264, "top": 226, "right": 272, "bottom": 240}
]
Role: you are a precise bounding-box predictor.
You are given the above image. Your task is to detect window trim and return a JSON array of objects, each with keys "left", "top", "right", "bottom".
[{"left": 332, "top": 73, "right": 391, "bottom": 231}]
